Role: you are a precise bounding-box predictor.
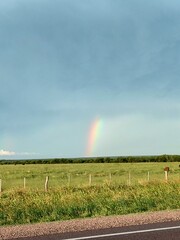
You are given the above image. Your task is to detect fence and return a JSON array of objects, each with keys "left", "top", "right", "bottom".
[{"left": 0, "top": 170, "right": 179, "bottom": 192}]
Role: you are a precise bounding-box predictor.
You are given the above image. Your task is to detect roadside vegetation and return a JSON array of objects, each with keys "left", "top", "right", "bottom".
[{"left": 0, "top": 182, "right": 179, "bottom": 226}]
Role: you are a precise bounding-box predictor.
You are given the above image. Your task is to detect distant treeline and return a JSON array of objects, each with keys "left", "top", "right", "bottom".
[{"left": 0, "top": 154, "right": 180, "bottom": 165}]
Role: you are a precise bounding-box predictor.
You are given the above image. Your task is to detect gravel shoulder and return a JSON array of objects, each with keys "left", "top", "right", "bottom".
[{"left": 0, "top": 210, "right": 180, "bottom": 239}]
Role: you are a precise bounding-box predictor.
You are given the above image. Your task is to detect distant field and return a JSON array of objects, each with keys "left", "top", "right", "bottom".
[{"left": 0, "top": 162, "right": 179, "bottom": 191}]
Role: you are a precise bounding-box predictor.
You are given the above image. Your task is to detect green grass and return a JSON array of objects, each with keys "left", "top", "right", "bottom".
[
  {"left": 0, "top": 182, "right": 179, "bottom": 226},
  {"left": 0, "top": 163, "right": 179, "bottom": 190},
  {"left": 0, "top": 163, "right": 179, "bottom": 226}
]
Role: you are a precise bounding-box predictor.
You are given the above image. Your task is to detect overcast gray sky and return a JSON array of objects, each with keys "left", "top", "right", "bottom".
[{"left": 1, "top": 0, "right": 180, "bottom": 159}]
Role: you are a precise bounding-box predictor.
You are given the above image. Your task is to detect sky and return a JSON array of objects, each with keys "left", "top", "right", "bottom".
[{"left": 1, "top": 0, "right": 180, "bottom": 159}]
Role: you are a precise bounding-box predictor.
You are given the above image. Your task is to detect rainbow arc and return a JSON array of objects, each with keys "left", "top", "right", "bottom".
[{"left": 86, "top": 118, "right": 102, "bottom": 157}]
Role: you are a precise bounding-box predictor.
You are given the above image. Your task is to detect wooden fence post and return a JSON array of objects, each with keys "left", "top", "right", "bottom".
[
  {"left": 109, "top": 173, "right": 112, "bottom": 182},
  {"left": 24, "top": 177, "right": 26, "bottom": 189},
  {"left": 89, "top": 174, "right": 92, "bottom": 186},
  {"left": 45, "top": 176, "right": 49, "bottom": 191},
  {"left": 164, "top": 167, "right": 169, "bottom": 182},
  {"left": 147, "top": 171, "right": 150, "bottom": 182},
  {"left": 128, "top": 172, "right": 131, "bottom": 185},
  {"left": 0, "top": 179, "right": 2, "bottom": 193},
  {"left": 68, "top": 174, "right": 71, "bottom": 186},
  {"left": 164, "top": 171, "right": 168, "bottom": 182}
]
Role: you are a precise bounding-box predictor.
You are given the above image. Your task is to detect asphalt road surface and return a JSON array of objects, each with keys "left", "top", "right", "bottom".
[{"left": 11, "top": 221, "right": 180, "bottom": 240}]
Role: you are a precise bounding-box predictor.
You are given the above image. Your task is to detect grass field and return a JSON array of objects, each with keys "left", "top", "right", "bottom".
[
  {"left": 0, "top": 182, "right": 179, "bottom": 226},
  {"left": 0, "top": 162, "right": 179, "bottom": 191},
  {"left": 0, "top": 163, "right": 179, "bottom": 226}
]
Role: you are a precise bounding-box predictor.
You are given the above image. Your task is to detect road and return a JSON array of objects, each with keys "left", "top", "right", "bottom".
[{"left": 11, "top": 221, "right": 180, "bottom": 240}]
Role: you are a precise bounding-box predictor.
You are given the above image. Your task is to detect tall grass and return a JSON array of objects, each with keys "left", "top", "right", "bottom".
[{"left": 0, "top": 182, "right": 179, "bottom": 226}]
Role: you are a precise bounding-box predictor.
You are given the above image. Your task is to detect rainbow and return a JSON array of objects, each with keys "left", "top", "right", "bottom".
[{"left": 86, "top": 117, "right": 103, "bottom": 156}]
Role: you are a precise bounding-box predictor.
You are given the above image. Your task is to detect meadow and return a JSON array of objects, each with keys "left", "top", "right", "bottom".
[
  {"left": 0, "top": 163, "right": 179, "bottom": 226},
  {"left": 0, "top": 162, "right": 179, "bottom": 190}
]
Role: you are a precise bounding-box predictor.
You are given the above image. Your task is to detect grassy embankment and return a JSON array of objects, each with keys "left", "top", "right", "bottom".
[
  {"left": 0, "top": 163, "right": 179, "bottom": 226},
  {"left": 0, "top": 182, "right": 179, "bottom": 226}
]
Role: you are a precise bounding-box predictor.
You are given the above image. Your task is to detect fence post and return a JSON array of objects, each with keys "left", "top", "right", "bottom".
[
  {"left": 68, "top": 173, "right": 71, "bottom": 186},
  {"left": 45, "top": 176, "right": 49, "bottom": 191},
  {"left": 164, "top": 171, "right": 168, "bottom": 182},
  {"left": 128, "top": 172, "right": 131, "bottom": 185},
  {"left": 109, "top": 173, "right": 112, "bottom": 182},
  {"left": 164, "top": 167, "right": 169, "bottom": 182},
  {"left": 147, "top": 171, "right": 150, "bottom": 182},
  {"left": 24, "top": 177, "right": 26, "bottom": 189},
  {"left": 89, "top": 174, "right": 92, "bottom": 186},
  {"left": 0, "top": 179, "right": 2, "bottom": 193}
]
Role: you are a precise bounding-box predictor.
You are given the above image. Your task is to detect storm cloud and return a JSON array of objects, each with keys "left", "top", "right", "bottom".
[{"left": 1, "top": 0, "right": 180, "bottom": 158}]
